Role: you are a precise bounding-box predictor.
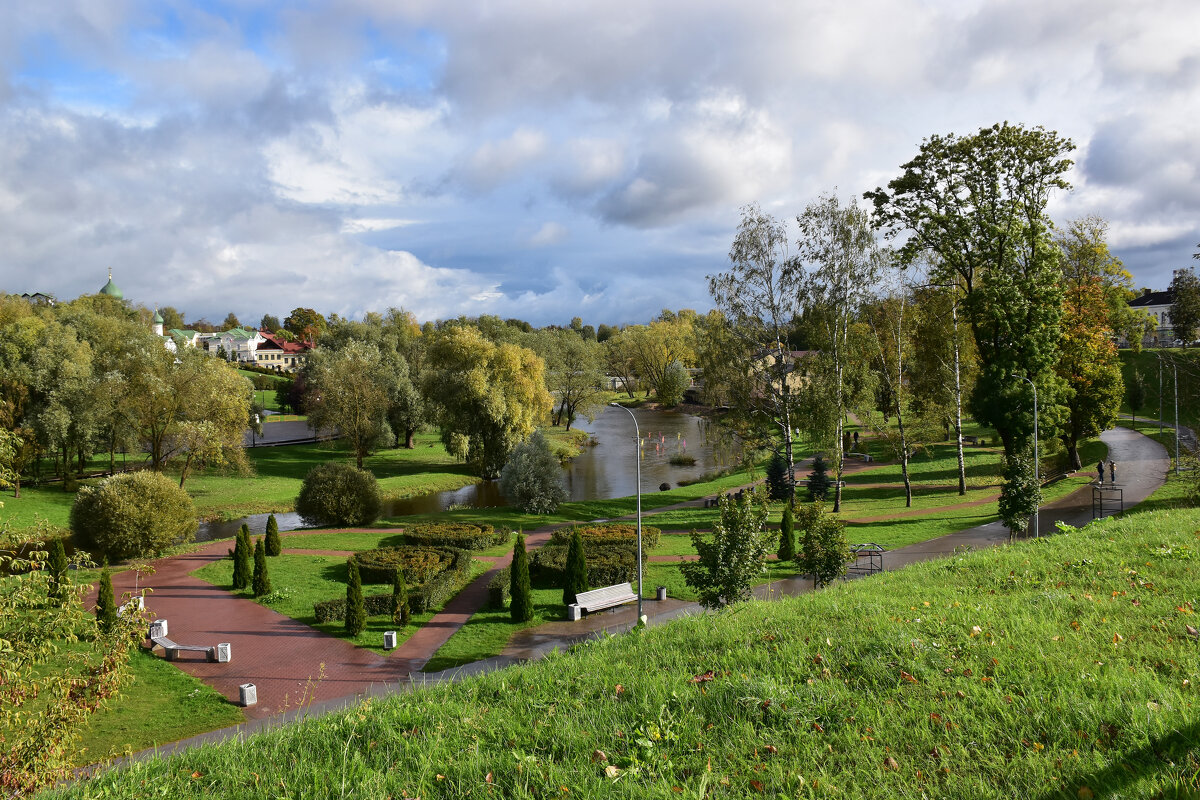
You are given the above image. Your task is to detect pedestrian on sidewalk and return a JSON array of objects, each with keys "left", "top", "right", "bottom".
[
  {"left": 1109, "top": 460, "right": 1116, "bottom": 484},
  {"left": 1096, "top": 459, "right": 1105, "bottom": 485}
]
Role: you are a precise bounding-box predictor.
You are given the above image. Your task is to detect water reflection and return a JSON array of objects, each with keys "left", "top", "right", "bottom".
[{"left": 197, "top": 407, "right": 739, "bottom": 541}]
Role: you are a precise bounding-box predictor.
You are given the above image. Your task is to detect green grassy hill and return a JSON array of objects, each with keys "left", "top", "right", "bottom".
[
  {"left": 1120, "top": 348, "right": 1200, "bottom": 430},
  {"left": 49, "top": 501, "right": 1200, "bottom": 798}
]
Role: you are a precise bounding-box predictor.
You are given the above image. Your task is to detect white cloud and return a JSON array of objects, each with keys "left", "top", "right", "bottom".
[{"left": 526, "top": 221, "right": 567, "bottom": 247}]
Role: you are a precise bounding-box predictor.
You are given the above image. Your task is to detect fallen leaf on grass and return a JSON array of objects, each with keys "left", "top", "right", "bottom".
[
  {"left": 591, "top": 750, "right": 607, "bottom": 763},
  {"left": 900, "top": 671, "right": 918, "bottom": 684},
  {"left": 750, "top": 780, "right": 764, "bottom": 792},
  {"left": 1078, "top": 787, "right": 1094, "bottom": 800},
  {"left": 485, "top": 772, "right": 493, "bottom": 784},
  {"left": 604, "top": 766, "right": 621, "bottom": 779},
  {"left": 883, "top": 757, "right": 899, "bottom": 771},
  {"left": 1186, "top": 624, "right": 1199, "bottom": 639},
  {"left": 689, "top": 671, "right": 715, "bottom": 683},
  {"left": 190, "top": 772, "right": 203, "bottom": 780}
]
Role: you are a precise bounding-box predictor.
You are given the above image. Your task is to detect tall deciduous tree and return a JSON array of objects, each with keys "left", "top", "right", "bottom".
[
  {"left": 284, "top": 307, "right": 326, "bottom": 343},
  {"left": 791, "top": 193, "right": 883, "bottom": 512},
  {"left": 866, "top": 122, "right": 1075, "bottom": 459},
  {"left": 304, "top": 339, "right": 392, "bottom": 468},
  {"left": 1170, "top": 267, "right": 1200, "bottom": 344},
  {"left": 708, "top": 204, "right": 805, "bottom": 501},
  {"left": 422, "top": 326, "right": 553, "bottom": 478},
  {"left": 528, "top": 329, "right": 606, "bottom": 429}
]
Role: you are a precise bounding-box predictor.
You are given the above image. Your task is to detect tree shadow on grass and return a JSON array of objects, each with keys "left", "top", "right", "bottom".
[{"left": 1034, "top": 720, "right": 1200, "bottom": 800}]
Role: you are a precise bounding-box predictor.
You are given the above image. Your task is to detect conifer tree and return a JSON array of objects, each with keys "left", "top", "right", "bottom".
[
  {"left": 807, "top": 455, "right": 831, "bottom": 502},
  {"left": 392, "top": 569, "right": 410, "bottom": 627},
  {"left": 95, "top": 562, "right": 117, "bottom": 634},
  {"left": 345, "top": 559, "right": 366, "bottom": 635},
  {"left": 562, "top": 529, "right": 589, "bottom": 605},
  {"left": 252, "top": 537, "right": 271, "bottom": 597},
  {"left": 47, "top": 538, "right": 69, "bottom": 603},
  {"left": 778, "top": 503, "right": 797, "bottom": 561},
  {"left": 232, "top": 524, "right": 252, "bottom": 590},
  {"left": 265, "top": 514, "right": 281, "bottom": 556},
  {"left": 510, "top": 534, "right": 533, "bottom": 622}
]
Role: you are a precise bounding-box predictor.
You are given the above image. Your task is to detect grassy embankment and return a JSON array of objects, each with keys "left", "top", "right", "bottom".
[{"left": 52, "top": 485, "right": 1200, "bottom": 799}]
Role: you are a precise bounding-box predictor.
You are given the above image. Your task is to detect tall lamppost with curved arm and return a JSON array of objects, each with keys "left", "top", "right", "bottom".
[
  {"left": 609, "top": 402, "right": 643, "bottom": 620},
  {"left": 1017, "top": 375, "right": 1039, "bottom": 537}
]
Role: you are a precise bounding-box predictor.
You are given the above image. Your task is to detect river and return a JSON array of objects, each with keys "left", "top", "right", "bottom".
[{"left": 196, "top": 406, "right": 738, "bottom": 541}]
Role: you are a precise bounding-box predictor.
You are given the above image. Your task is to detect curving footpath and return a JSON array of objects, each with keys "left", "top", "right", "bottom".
[{"left": 107, "top": 426, "right": 1168, "bottom": 758}]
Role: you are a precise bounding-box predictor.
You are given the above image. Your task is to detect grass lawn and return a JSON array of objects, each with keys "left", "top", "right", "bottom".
[
  {"left": 56, "top": 477, "right": 1200, "bottom": 799},
  {"left": 191, "top": 554, "right": 489, "bottom": 654},
  {"left": 77, "top": 647, "right": 244, "bottom": 765},
  {"left": 421, "top": 586, "right": 566, "bottom": 674}
]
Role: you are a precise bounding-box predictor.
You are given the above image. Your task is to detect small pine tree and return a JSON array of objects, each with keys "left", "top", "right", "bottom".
[
  {"left": 807, "top": 455, "right": 831, "bottom": 502},
  {"left": 562, "top": 529, "right": 589, "bottom": 605},
  {"left": 510, "top": 534, "right": 533, "bottom": 622},
  {"left": 264, "top": 514, "right": 281, "bottom": 556},
  {"left": 95, "top": 562, "right": 117, "bottom": 634},
  {"left": 252, "top": 538, "right": 271, "bottom": 597},
  {"left": 392, "top": 569, "right": 410, "bottom": 627},
  {"left": 47, "top": 539, "right": 69, "bottom": 603},
  {"left": 232, "top": 525, "right": 252, "bottom": 590},
  {"left": 778, "top": 503, "right": 797, "bottom": 561},
  {"left": 345, "top": 559, "right": 366, "bottom": 636},
  {"left": 765, "top": 453, "right": 791, "bottom": 502}
]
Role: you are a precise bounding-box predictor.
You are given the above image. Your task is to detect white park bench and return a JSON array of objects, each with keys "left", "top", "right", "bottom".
[
  {"left": 148, "top": 619, "right": 230, "bottom": 663},
  {"left": 567, "top": 582, "right": 637, "bottom": 621}
]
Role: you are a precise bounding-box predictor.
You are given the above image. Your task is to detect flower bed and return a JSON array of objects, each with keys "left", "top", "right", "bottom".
[{"left": 402, "top": 522, "right": 510, "bottom": 551}]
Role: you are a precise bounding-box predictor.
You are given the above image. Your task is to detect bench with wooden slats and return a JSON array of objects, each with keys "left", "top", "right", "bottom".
[
  {"left": 151, "top": 635, "right": 217, "bottom": 662},
  {"left": 571, "top": 582, "right": 637, "bottom": 618}
]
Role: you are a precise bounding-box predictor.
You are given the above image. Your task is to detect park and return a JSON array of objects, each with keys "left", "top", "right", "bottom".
[{"left": 4, "top": 120, "right": 1200, "bottom": 798}]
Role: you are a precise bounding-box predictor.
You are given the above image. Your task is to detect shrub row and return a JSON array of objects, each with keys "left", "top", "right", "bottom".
[
  {"left": 548, "top": 523, "right": 661, "bottom": 551},
  {"left": 530, "top": 542, "right": 646, "bottom": 587},
  {"left": 487, "top": 566, "right": 511, "bottom": 609},
  {"left": 352, "top": 546, "right": 458, "bottom": 584},
  {"left": 402, "top": 522, "right": 509, "bottom": 551},
  {"left": 313, "top": 547, "right": 473, "bottom": 621}
]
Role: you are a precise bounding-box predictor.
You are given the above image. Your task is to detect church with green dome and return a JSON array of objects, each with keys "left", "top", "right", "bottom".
[{"left": 99, "top": 268, "right": 123, "bottom": 300}]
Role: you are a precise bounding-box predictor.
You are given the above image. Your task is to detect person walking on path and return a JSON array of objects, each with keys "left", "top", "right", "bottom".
[
  {"left": 1109, "top": 460, "right": 1116, "bottom": 484},
  {"left": 1097, "top": 459, "right": 1105, "bottom": 484}
]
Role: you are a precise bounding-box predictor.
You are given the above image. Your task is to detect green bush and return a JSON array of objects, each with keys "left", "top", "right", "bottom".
[
  {"left": 232, "top": 525, "right": 251, "bottom": 590},
  {"left": 70, "top": 471, "right": 197, "bottom": 561},
  {"left": 548, "top": 523, "right": 661, "bottom": 550},
  {"left": 265, "top": 514, "right": 281, "bottom": 556},
  {"left": 345, "top": 559, "right": 366, "bottom": 636},
  {"left": 499, "top": 431, "right": 568, "bottom": 513},
  {"left": 563, "top": 529, "right": 589, "bottom": 605},
  {"left": 392, "top": 570, "right": 410, "bottom": 627},
  {"left": 402, "top": 522, "right": 508, "bottom": 551},
  {"left": 486, "top": 566, "right": 511, "bottom": 609},
  {"left": 313, "top": 548, "right": 473, "bottom": 621},
  {"left": 252, "top": 538, "right": 272, "bottom": 597},
  {"left": 531, "top": 542, "right": 645, "bottom": 587},
  {"left": 510, "top": 535, "right": 533, "bottom": 622},
  {"left": 295, "top": 463, "right": 382, "bottom": 528},
  {"left": 352, "top": 545, "right": 460, "bottom": 584}
]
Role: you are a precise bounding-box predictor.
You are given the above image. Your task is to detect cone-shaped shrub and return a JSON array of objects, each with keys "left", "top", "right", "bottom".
[
  {"left": 345, "top": 559, "right": 366, "bottom": 636},
  {"left": 252, "top": 537, "right": 272, "bottom": 597},
  {"left": 265, "top": 514, "right": 281, "bottom": 557},
  {"left": 392, "top": 569, "right": 410, "bottom": 627},
  {"left": 96, "top": 562, "right": 117, "bottom": 634},
  {"left": 47, "top": 539, "right": 69, "bottom": 603},
  {"left": 510, "top": 534, "right": 533, "bottom": 623},
  {"left": 232, "top": 525, "right": 252, "bottom": 590},
  {"left": 778, "top": 503, "right": 797, "bottom": 561},
  {"left": 562, "top": 529, "right": 589, "bottom": 605}
]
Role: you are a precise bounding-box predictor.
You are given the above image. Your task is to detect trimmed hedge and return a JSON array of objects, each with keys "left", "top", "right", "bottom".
[
  {"left": 530, "top": 541, "right": 646, "bottom": 587},
  {"left": 353, "top": 546, "right": 459, "bottom": 584},
  {"left": 314, "top": 546, "right": 473, "bottom": 620},
  {"left": 548, "top": 523, "right": 661, "bottom": 551},
  {"left": 403, "top": 522, "right": 510, "bottom": 551},
  {"left": 487, "top": 566, "right": 511, "bottom": 609}
]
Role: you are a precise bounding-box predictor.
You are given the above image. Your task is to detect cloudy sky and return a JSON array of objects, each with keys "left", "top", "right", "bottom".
[{"left": 1, "top": 1, "right": 1197, "bottom": 327}]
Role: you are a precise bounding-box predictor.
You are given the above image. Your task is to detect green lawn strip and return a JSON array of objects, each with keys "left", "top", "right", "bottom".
[
  {"left": 0, "top": 485, "right": 77, "bottom": 533},
  {"left": 76, "top": 647, "right": 244, "bottom": 766},
  {"left": 420, "top": 587, "right": 566, "bottom": 673},
  {"left": 191, "top": 554, "right": 489, "bottom": 654},
  {"left": 62, "top": 496, "right": 1200, "bottom": 799},
  {"left": 277, "top": 530, "right": 407, "bottom": 552}
]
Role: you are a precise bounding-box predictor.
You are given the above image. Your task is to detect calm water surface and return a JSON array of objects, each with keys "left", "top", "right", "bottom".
[{"left": 197, "top": 407, "right": 738, "bottom": 541}]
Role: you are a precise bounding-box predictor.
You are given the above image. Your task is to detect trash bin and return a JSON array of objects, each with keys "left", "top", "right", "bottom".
[
  {"left": 656, "top": 586, "right": 667, "bottom": 601},
  {"left": 239, "top": 683, "right": 257, "bottom": 707},
  {"left": 216, "top": 643, "right": 232, "bottom": 662},
  {"left": 384, "top": 631, "right": 397, "bottom": 649},
  {"left": 149, "top": 619, "right": 168, "bottom": 639}
]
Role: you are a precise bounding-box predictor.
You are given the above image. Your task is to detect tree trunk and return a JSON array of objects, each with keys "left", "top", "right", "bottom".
[
  {"left": 13, "top": 475, "right": 20, "bottom": 499},
  {"left": 405, "top": 428, "right": 416, "bottom": 449},
  {"left": 952, "top": 302, "right": 967, "bottom": 496},
  {"left": 1066, "top": 438, "right": 1081, "bottom": 471}
]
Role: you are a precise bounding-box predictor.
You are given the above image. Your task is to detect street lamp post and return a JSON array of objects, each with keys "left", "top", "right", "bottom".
[
  {"left": 1017, "top": 375, "right": 1039, "bottom": 537},
  {"left": 609, "top": 403, "right": 644, "bottom": 621}
]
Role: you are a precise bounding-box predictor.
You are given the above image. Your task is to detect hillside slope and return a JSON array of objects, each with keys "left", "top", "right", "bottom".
[{"left": 51, "top": 507, "right": 1200, "bottom": 799}]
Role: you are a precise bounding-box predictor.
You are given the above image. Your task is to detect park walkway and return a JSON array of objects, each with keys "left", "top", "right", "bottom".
[{"left": 114, "top": 425, "right": 1168, "bottom": 755}]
